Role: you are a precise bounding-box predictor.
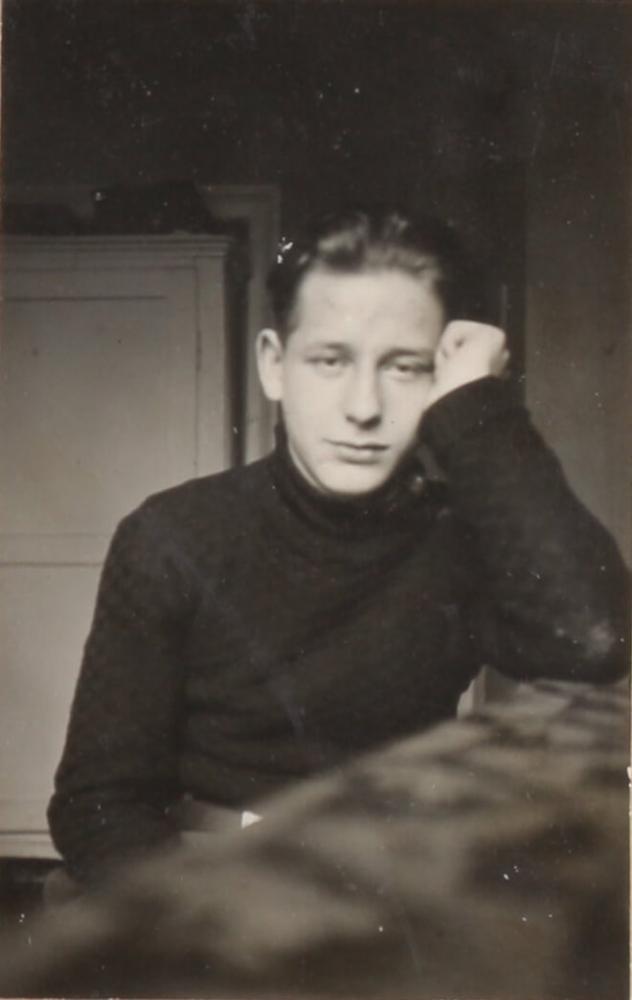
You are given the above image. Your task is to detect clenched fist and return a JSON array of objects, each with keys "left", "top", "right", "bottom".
[{"left": 426, "top": 321, "right": 510, "bottom": 409}]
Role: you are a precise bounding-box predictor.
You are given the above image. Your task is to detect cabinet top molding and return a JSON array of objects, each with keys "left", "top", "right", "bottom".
[
  {"left": 2, "top": 236, "right": 244, "bottom": 277},
  {"left": 3, "top": 234, "right": 236, "bottom": 254}
]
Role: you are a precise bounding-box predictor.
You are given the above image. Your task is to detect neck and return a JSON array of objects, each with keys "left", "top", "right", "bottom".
[{"left": 270, "top": 422, "right": 427, "bottom": 537}]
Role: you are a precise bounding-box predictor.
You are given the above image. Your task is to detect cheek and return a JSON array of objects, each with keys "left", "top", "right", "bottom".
[
  {"left": 385, "top": 383, "right": 433, "bottom": 427},
  {"left": 282, "top": 372, "right": 330, "bottom": 427},
  {"left": 284, "top": 363, "right": 340, "bottom": 399}
]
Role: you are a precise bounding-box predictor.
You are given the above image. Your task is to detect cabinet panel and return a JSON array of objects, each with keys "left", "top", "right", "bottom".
[
  {"left": 0, "top": 565, "right": 101, "bottom": 833},
  {"left": 0, "top": 237, "right": 237, "bottom": 843},
  {"left": 1, "top": 269, "right": 196, "bottom": 545}
]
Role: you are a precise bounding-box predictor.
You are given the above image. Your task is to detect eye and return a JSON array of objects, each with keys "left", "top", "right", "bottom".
[
  {"left": 385, "top": 358, "right": 435, "bottom": 380},
  {"left": 309, "top": 355, "right": 346, "bottom": 375}
]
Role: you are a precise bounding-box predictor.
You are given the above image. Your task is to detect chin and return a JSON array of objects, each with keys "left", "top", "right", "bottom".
[{"left": 318, "top": 464, "right": 393, "bottom": 497}]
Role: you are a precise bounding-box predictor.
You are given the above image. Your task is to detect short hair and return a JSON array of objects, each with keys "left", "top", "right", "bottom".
[{"left": 267, "top": 207, "right": 481, "bottom": 339}]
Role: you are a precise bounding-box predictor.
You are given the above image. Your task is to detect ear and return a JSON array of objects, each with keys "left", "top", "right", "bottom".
[{"left": 256, "top": 328, "right": 285, "bottom": 403}]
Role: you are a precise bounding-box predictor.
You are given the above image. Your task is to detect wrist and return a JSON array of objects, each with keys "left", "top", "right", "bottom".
[
  {"left": 426, "top": 369, "right": 498, "bottom": 410},
  {"left": 420, "top": 376, "right": 520, "bottom": 457}
]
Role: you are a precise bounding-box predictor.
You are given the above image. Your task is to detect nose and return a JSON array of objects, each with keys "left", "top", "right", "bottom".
[{"left": 343, "top": 366, "right": 382, "bottom": 427}]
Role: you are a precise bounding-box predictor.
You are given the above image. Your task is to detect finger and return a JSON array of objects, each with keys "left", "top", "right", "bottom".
[
  {"left": 497, "top": 349, "right": 512, "bottom": 378},
  {"left": 439, "top": 320, "right": 502, "bottom": 357},
  {"left": 438, "top": 322, "right": 471, "bottom": 355},
  {"left": 435, "top": 327, "right": 464, "bottom": 363}
]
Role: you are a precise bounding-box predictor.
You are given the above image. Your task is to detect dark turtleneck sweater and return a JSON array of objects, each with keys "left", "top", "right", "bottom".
[{"left": 48, "top": 378, "right": 629, "bottom": 882}]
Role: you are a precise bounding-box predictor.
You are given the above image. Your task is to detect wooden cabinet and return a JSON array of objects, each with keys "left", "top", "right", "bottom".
[{"left": 0, "top": 236, "right": 241, "bottom": 854}]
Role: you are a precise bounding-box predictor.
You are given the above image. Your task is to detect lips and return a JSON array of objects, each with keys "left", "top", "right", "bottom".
[{"left": 329, "top": 441, "right": 389, "bottom": 463}]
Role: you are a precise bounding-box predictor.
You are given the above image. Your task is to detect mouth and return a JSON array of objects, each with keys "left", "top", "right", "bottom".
[{"left": 328, "top": 441, "right": 389, "bottom": 464}]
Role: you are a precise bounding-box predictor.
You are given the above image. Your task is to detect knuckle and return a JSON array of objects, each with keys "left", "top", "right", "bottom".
[{"left": 489, "top": 327, "right": 506, "bottom": 349}]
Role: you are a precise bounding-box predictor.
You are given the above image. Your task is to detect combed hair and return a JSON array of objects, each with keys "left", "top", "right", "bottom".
[{"left": 267, "top": 207, "right": 480, "bottom": 338}]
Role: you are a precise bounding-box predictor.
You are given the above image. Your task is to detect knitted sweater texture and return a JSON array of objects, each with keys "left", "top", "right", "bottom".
[{"left": 48, "top": 379, "right": 629, "bottom": 881}]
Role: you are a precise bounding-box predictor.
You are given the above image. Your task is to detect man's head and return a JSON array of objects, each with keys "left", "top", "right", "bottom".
[{"left": 257, "top": 208, "right": 474, "bottom": 497}]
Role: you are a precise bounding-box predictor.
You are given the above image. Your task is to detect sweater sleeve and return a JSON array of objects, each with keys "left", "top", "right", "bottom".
[
  {"left": 419, "top": 377, "right": 630, "bottom": 684},
  {"left": 48, "top": 500, "right": 193, "bottom": 883}
]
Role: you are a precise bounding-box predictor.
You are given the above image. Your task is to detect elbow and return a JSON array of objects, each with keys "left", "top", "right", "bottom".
[
  {"left": 47, "top": 791, "right": 73, "bottom": 863},
  {"left": 503, "top": 615, "right": 630, "bottom": 685},
  {"left": 563, "top": 619, "right": 630, "bottom": 685},
  {"left": 47, "top": 791, "right": 61, "bottom": 845}
]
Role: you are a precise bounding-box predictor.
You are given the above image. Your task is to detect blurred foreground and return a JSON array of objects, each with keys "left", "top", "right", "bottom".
[{"left": 0, "top": 680, "right": 627, "bottom": 1000}]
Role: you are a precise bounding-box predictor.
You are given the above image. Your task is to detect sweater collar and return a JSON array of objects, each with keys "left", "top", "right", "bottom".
[{"left": 267, "top": 423, "right": 429, "bottom": 541}]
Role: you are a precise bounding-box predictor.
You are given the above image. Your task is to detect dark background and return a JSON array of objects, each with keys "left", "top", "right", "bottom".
[
  {"left": 4, "top": 0, "right": 627, "bottom": 310},
  {"left": 2, "top": 0, "right": 630, "bottom": 555},
  {"left": 0, "top": 0, "right": 629, "bottom": 950}
]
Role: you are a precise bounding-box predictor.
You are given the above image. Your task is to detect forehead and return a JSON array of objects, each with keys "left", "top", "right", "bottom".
[{"left": 291, "top": 268, "right": 444, "bottom": 345}]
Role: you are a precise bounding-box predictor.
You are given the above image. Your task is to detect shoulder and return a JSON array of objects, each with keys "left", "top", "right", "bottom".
[
  {"left": 99, "top": 459, "right": 273, "bottom": 598},
  {"left": 116, "top": 457, "right": 272, "bottom": 554},
  {"left": 144, "top": 457, "right": 269, "bottom": 516}
]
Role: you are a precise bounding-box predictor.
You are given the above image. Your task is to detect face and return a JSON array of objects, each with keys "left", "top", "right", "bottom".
[{"left": 257, "top": 268, "right": 445, "bottom": 497}]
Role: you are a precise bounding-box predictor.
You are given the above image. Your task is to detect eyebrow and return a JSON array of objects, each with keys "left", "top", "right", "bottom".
[
  {"left": 304, "top": 342, "right": 435, "bottom": 363},
  {"left": 304, "top": 341, "right": 348, "bottom": 351},
  {"left": 380, "top": 348, "right": 436, "bottom": 364}
]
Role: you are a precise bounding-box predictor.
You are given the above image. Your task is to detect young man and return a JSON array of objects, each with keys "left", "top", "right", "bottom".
[{"left": 48, "top": 208, "right": 629, "bottom": 885}]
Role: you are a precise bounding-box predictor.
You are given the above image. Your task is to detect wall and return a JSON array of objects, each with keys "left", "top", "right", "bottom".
[
  {"left": 2, "top": 2, "right": 529, "bottom": 284},
  {"left": 523, "top": 8, "right": 631, "bottom": 561},
  {"left": 3, "top": 1, "right": 629, "bottom": 553}
]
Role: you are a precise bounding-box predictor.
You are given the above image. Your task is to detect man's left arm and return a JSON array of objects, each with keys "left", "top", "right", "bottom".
[{"left": 419, "top": 323, "right": 629, "bottom": 684}]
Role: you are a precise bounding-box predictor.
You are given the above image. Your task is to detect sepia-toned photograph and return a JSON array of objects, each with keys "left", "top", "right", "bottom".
[{"left": 0, "top": 1, "right": 629, "bottom": 998}]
